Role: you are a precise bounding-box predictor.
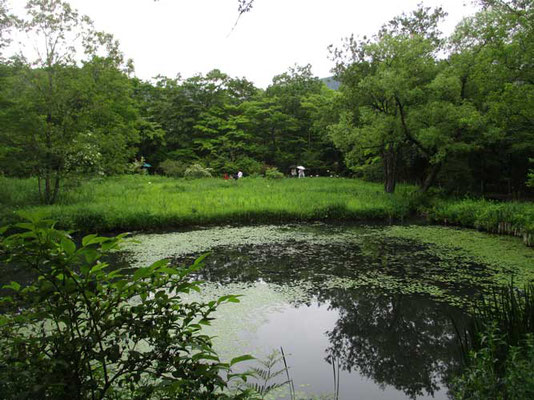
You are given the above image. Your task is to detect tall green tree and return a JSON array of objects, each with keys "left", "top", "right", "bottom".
[
  {"left": 331, "top": 6, "right": 492, "bottom": 193},
  {"left": 0, "top": 0, "right": 139, "bottom": 203},
  {"left": 330, "top": 6, "right": 448, "bottom": 192},
  {"left": 450, "top": 0, "right": 534, "bottom": 194}
]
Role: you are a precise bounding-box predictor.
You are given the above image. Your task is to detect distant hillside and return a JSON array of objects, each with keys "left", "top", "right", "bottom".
[{"left": 321, "top": 76, "right": 340, "bottom": 90}]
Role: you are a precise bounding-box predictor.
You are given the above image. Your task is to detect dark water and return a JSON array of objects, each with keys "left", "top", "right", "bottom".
[{"left": 171, "top": 233, "right": 476, "bottom": 400}]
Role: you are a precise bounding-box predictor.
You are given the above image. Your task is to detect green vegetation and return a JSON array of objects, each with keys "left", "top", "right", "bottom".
[
  {"left": 0, "top": 0, "right": 533, "bottom": 398},
  {"left": 423, "top": 198, "right": 534, "bottom": 246},
  {"left": 0, "top": 216, "right": 253, "bottom": 399},
  {"left": 2, "top": 176, "right": 533, "bottom": 248},
  {"left": 453, "top": 285, "right": 534, "bottom": 399},
  {"left": 1, "top": 1, "right": 532, "bottom": 205},
  {"left": 330, "top": 1, "right": 534, "bottom": 195},
  {"left": 0, "top": 176, "right": 417, "bottom": 232}
]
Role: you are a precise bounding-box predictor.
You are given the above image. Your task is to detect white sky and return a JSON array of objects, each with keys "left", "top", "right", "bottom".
[{"left": 7, "top": 0, "right": 479, "bottom": 87}]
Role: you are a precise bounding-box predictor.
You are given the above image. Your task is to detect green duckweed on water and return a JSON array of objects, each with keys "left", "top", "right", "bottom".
[
  {"left": 122, "top": 222, "right": 534, "bottom": 311},
  {"left": 384, "top": 225, "right": 534, "bottom": 288}
]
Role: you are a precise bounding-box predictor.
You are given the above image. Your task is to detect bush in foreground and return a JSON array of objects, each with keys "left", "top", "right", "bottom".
[{"left": 0, "top": 215, "right": 252, "bottom": 400}]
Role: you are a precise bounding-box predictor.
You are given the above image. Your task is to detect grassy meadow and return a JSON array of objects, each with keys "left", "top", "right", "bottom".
[
  {"left": 0, "top": 175, "right": 417, "bottom": 231},
  {"left": 1, "top": 175, "right": 533, "bottom": 246}
]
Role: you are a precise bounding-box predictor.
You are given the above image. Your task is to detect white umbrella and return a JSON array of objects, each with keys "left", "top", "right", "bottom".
[{"left": 297, "top": 165, "right": 305, "bottom": 170}]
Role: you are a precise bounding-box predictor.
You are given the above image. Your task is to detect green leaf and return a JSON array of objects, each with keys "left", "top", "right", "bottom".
[
  {"left": 3, "top": 281, "right": 21, "bottom": 292},
  {"left": 133, "top": 267, "right": 150, "bottom": 281},
  {"left": 61, "top": 237, "right": 76, "bottom": 255},
  {"left": 148, "top": 259, "right": 169, "bottom": 270},
  {"left": 217, "top": 294, "right": 242, "bottom": 305},
  {"left": 230, "top": 354, "right": 255, "bottom": 366},
  {"left": 89, "top": 263, "right": 107, "bottom": 275},
  {"left": 14, "top": 222, "right": 34, "bottom": 231}
]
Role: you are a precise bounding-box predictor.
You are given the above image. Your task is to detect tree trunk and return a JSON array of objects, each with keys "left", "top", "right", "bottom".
[
  {"left": 420, "top": 163, "right": 441, "bottom": 193},
  {"left": 383, "top": 147, "right": 397, "bottom": 194},
  {"left": 50, "top": 174, "right": 61, "bottom": 204}
]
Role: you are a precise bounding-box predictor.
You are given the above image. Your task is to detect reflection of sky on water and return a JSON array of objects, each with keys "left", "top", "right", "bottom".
[
  {"left": 254, "top": 302, "right": 420, "bottom": 400},
  {"left": 189, "top": 278, "right": 461, "bottom": 400}
]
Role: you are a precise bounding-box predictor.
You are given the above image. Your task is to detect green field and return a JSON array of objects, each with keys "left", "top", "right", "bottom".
[
  {"left": 1, "top": 175, "right": 533, "bottom": 246},
  {"left": 0, "top": 176, "right": 416, "bottom": 231}
]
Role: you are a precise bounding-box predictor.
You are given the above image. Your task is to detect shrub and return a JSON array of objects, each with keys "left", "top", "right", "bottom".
[
  {"left": 184, "top": 164, "right": 213, "bottom": 179},
  {"left": 264, "top": 167, "right": 284, "bottom": 179},
  {"left": 159, "top": 159, "right": 188, "bottom": 177},
  {"left": 0, "top": 215, "right": 251, "bottom": 400}
]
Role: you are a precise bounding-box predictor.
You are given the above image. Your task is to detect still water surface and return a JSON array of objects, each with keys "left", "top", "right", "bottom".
[{"left": 125, "top": 224, "right": 479, "bottom": 400}]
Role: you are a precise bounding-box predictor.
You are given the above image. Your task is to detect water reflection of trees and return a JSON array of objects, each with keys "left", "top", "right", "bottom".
[
  {"left": 321, "top": 288, "right": 467, "bottom": 399},
  {"left": 174, "top": 241, "right": 471, "bottom": 399}
]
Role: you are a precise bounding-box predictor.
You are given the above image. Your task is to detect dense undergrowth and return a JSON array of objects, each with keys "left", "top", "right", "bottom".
[
  {"left": 453, "top": 285, "right": 534, "bottom": 400},
  {"left": 1, "top": 175, "right": 533, "bottom": 246}
]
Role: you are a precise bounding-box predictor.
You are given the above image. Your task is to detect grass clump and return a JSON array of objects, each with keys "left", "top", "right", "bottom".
[{"left": 1, "top": 176, "right": 533, "bottom": 247}]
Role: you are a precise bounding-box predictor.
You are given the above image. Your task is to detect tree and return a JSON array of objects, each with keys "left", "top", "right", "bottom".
[
  {"left": 0, "top": 0, "right": 139, "bottom": 203},
  {"left": 451, "top": 0, "right": 534, "bottom": 195},
  {"left": 330, "top": 5, "right": 493, "bottom": 193},
  {"left": 0, "top": 0, "right": 14, "bottom": 54},
  {"left": 330, "top": 6, "right": 447, "bottom": 192}
]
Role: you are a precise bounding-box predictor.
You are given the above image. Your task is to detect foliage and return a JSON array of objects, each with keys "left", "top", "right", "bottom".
[
  {"left": 184, "top": 163, "right": 213, "bottom": 179},
  {"left": 159, "top": 159, "right": 188, "bottom": 177},
  {"left": 453, "top": 329, "right": 534, "bottom": 400},
  {"left": 330, "top": 1, "right": 534, "bottom": 195},
  {"left": 528, "top": 159, "right": 534, "bottom": 188},
  {"left": 264, "top": 167, "right": 284, "bottom": 179},
  {"left": 423, "top": 198, "right": 534, "bottom": 246},
  {"left": 246, "top": 349, "right": 294, "bottom": 400},
  {"left": 0, "top": 1, "right": 143, "bottom": 204},
  {"left": 0, "top": 0, "right": 14, "bottom": 53},
  {"left": 0, "top": 215, "right": 252, "bottom": 399},
  {"left": 453, "top": 284, "right": 534, "bottom": 399}
]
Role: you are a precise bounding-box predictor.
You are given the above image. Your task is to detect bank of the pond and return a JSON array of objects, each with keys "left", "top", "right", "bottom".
[{"left": 1, "top": 175, "right": 533, "bottom": 246}]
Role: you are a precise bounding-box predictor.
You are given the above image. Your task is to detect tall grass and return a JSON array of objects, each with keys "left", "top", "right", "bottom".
[
  {"left": 0, "top": 176, "right": 417, "bottom": 232},
  {"left": 2, "top": 176, "right": 533, "bottom": 245},
  {"left": 453, "top": 284, "right": 534, "bottom": 399},
  {"left": 424, "top": 198, "right": 534, "bottom": 247}
]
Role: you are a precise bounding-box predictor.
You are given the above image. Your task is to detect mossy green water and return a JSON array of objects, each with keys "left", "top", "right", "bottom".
[
  {"left": 123, "top": 222, "right": 533, "bottom": 311},
  {"left": 384, "top": 225, "right": 534, "bottom": 288}
]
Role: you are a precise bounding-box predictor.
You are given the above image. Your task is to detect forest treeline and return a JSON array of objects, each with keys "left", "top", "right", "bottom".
[{"left": 0, "top": 0, "right": 532, "bottom": 203}]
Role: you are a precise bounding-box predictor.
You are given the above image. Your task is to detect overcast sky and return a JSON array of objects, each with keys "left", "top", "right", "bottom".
[{"left": 8, "top": 0, "right": 480, "bottom": 87}]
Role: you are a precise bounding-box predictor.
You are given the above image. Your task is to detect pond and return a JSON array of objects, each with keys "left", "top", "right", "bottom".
[{"left": 122, "top": 223, "right": 533, "bottom": 400}]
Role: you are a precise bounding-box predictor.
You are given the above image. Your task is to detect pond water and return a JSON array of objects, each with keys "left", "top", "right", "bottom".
[{"left": 122, "top": 223, "right": 514, "bottom": 400}]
